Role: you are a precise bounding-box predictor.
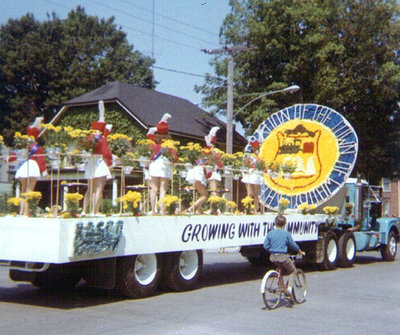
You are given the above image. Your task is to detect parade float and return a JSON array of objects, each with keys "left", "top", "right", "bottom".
[{"left": 0, "top": 103, "right": 398, "bottom": 298}]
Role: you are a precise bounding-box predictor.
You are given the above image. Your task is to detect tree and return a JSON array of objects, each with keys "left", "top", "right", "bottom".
[
  {"left": 0, "top": 6, "right": 155, "bottom": 143},
  {"left": 196, "top": 0, "right": 400, "bottom": 183}
]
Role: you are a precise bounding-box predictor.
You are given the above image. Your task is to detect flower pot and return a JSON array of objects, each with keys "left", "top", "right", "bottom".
[
  {"left": 45, "top": 147, "right": 61, "bottom": 160},
  {"left": 179, "top": 170, "right": 187, "bottom": 178},
  {"left": 123, "top": 166, "right": 134, "bottom": 175},
  {"left": 138, "top": 156, "right": 148, "bottom": 167},
  {"left": 223, "top": 166, "right": 232, "bottom": 176},
  {"left": 75, "top": 163, "right": 86, "bottom": 171}
]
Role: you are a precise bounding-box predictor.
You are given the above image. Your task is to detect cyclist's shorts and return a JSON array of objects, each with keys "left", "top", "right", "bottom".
[{"left": 270, "top": 253, "right": 296, "bottom": 275}]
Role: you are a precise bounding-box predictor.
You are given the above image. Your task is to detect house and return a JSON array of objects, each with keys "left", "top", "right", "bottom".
[
  {"left": 51, "top": 81, "right": 247, "bottom": 151},
  {"left": 43, "top": 81, "right": 247, "bottom": 211},
  {"left": 381, "top": 177, "right": 400, "bottom": 217}
]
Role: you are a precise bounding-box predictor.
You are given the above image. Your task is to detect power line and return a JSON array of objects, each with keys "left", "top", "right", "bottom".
[
  {"left": 120, "top": 22, "right": 201, "bottom": 51},
  {"left": 116, "top": 0, "right": 217, "bottom": 37},
  {"left": 88, "top": 0, "right": 219, "bottom": 47},
  {"left": 42, "top": 0, "right": 202, "bottom": 52},
  {"left": 152, "top": 65, "right": 208, "bottom": 78}
]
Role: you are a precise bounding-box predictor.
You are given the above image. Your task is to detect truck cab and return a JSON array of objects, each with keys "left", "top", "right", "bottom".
[{"left": 344, "top": 178, "right": 399, "bottom": 259}]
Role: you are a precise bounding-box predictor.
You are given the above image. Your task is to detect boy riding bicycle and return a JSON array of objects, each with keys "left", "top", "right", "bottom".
[{"left": 263, "top": 214, "right": 305, "bottom": 301}]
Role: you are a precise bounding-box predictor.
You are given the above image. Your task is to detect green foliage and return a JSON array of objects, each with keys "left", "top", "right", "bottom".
[
  {"left": 58, "top": 103, "right": 146, "bottom": 143},
  {"left": 0, "top": 6, "right": 155, "bottom": 144},
  {"left": 197, "top": 0, "right": 400, "bottom": 183}
]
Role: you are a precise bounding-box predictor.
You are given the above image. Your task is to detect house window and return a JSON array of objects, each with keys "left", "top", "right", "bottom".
[
  {"left": 382, "top": 201, "right": 390, "bottom": 217},
  {"left": 382, "top": 178, "right": 391, "bottom": 192}
]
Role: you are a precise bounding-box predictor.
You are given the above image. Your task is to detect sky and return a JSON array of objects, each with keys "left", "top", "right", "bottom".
[{"left": 0, "top": 0, "right": 231, "bottom": 107}]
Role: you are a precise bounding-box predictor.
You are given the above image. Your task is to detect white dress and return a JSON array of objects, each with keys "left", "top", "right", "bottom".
[
  {"left": 186, "top": 165, "right": 206, "bottom": 186},
  {"left": 242, "top": 169, "right": 264, "bottom": 185},
  {"left": 149, "top": 155, "right": 172, "bottom": 179},
  {"left": 15, "top": 160, "right": 40, "bottom": 178},
  {"left": 84, "top": 155, "right": 112, "bottom": 180}
]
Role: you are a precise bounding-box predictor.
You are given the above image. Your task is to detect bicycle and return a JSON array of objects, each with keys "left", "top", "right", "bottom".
[{"left": 260, "top": 256, "right": 307, "bottom": 309}]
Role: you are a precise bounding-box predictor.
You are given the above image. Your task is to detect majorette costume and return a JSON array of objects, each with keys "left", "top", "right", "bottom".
[
  {"left": 241, "top": 140, "right": 264, "bottom": 185},
  {"left": 12, "top": 117, "right": 48, "bottom": 179},
  {"left": 84, "top": 101, "right": 112, "bottom": 180},
  {"left": 143, "top": 127, "right": 157, "bottom": 181},
  {"left": 204, "top": 127, "right": 222, "bottom": 182},
  {"left": 149, "top": 113, "right": 177, "bottom": 180},
  {"left": 186, "top": 127, "right": 221, "bottom": 186}
]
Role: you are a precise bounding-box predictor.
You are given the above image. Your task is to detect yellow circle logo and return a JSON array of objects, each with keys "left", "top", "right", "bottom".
[
  {"left": 260, "top": 119, "right": 339, "bottom": 195},
  {"left": 249, "top": 104, "right": 358, "bottom": 210}
]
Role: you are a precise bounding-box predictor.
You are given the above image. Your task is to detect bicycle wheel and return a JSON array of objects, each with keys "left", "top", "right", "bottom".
[
  {"left": 262, "top": 271, "right": 282, "bottom": 309},
  {"left": 292, "top": 269, "right": 307, "bottom": 304}
]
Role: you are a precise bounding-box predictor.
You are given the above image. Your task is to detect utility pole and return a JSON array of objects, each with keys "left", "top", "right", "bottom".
[{"left": 202, "top": 44, "right": 254, "bottom": 199}]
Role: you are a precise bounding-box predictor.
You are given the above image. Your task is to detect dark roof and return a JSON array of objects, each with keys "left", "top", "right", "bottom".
[{"left": 63, "top": 81, "right": 246, "bottom": 147}]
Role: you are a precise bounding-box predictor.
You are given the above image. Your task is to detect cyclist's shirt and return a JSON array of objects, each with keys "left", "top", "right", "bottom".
[{"left": 263, "top": 229, "right": 300, "bottom": 254}]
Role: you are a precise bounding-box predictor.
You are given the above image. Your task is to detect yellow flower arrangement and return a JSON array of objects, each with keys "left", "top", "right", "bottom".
[
  {"left": 179, "top": 142, "right": 203, "bottom": 164},
  {"left": 0, "top": 134, "right": 4, "bottom": 147},
  {"left": 225, "top": 200, "right": 237, "bottom": 213},
  {"left": 66, "top": 128, "right": 92, "bottom": 152},
  {"left": 134, "top": 139, "right": 154, "bottom": 159},
  {"left": 241, "top": 196, "right": 254, "bottom": 214},
  {"left": 161, "top": 194, "right": 180, "bottom": 215},
  {"left": 41, "top": 123, "right": 70, "bottom": 150},
  {"left": 65, "top": 192, "right": 83, "bottom": 203},
  {"left": 65, "top": 192, "right": 83, "bottom": 217},
  {"left": 278, "top": 197, "right": 290, "bottom": 214},
  {"left": 297, "top": 203, "right": 316, "bottom": 215},
  {"left": 108, "top": 133, "right": 132, "bottom": 157},
  {"left": 7, "top": 197, "right": 21, "bottom": 214},
  {"left": 13, "top": 131, "right": 35, "bottom": 149},
  {"left": 160, "top": 139, "right": 179, "bottom": 161},
  {"left": 21, "top": 191, "right": 42, "bottom": 217},
  {"left": 323, "top": 206, "right": 339, "bottom": 215},
  {"left": 119, "top": 191, "right": 142, "bottom": 215},
  {"left": 208, "top": 195, "right": 227, "bottom": 215},
  {"left": 121, "top": 152, "right": 137, "bottom": 167}
]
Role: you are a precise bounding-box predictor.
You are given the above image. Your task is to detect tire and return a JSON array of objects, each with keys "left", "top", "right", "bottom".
[
  {"left": 162, "top": 250, "right": 203, "bottom": 292},
  {"left": 292, "top": 269, "right": 307, "bottom": 304},
  {"left": 116, "top": 254, "right": 162, "bottom": 298},
  {"left": 261, "top": 270, "right": 282, "bottom": 309},
  {"left": 31, "top": 264, "right": 82, "bottom": 290},
  {"left": 337, "top": 232, "right": 356, "bottom": 267},
  {"left": 380, "top": 230, "right": 398, "bottom": 261},
  {"left": 318, "top": 230, "right": 338, "bottom": 271}
]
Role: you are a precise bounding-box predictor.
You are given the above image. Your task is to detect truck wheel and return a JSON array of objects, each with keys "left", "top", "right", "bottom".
[
  {"left": 116, "top": 254, "right": 162, "bottom": 298},
  {"left": 162, "top": 250, "right": 203, "bottom": 291},
  {"left": 31, "top": 264, "right": 82, "bottom": 290},
  {"left": 318, "top": 231, "right": 338, "bottom": 271},
  {"left": 380, "top": 231, "right": 398, "bottom": 261},
  {"left": 337, "top": 232, "right": 356, "bottom": 267}
]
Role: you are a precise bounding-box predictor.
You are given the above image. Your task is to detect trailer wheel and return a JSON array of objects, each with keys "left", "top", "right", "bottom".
[
  {"left": 116, "top": 254, "right": 162, "bottom": 298},
  {"left": 318, "top": 231, "right": 338, "bottom": 271},
  {"left": 380, "top": 230, "right": 397, "bottom": 261},
  {"left": 337, "top": 232, "right": 356, "bottom": 267},
  {"left": 31, "top": 264, "right": 82, "bottom": 290},
  {"left": 162, "top": 250, "right": 203, "bottom": 291}
]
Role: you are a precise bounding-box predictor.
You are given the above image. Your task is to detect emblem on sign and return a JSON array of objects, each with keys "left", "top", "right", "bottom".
[{"left": 247, "top": 104, "right": 358, "bottom": 210}]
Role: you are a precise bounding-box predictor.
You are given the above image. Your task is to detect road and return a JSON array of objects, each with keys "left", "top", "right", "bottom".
[{"left": 0, "top": 250, "right": 399, "bottom": 335}]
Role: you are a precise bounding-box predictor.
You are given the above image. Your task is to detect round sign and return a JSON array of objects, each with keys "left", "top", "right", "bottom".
[{"left": 246, "top": 104, "right": 358, "bottom": 210}]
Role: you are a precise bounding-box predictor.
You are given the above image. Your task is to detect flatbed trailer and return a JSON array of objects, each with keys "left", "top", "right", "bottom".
[{"left": 0, "top": 213, "right": 326, "bottom": 298}]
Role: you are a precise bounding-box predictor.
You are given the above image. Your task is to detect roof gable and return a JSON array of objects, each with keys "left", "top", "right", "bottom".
[{"left": 64, "top": 81, "right": 246, "bottom": 146}]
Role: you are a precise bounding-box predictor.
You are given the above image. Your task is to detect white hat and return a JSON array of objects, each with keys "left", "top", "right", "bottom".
[
  {"left": 147, "top": 127, "right": 157, "bottom": 140},
  {"left": 205, "top": 127, "right": 219, "bottom": 146}
]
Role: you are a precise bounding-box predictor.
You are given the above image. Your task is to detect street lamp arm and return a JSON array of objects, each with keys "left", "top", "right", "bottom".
[{"left": 232, "top": 85, "right": 300, "bottom": 119}]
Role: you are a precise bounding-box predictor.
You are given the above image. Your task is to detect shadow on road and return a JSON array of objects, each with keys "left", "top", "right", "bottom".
[{"left": 0, "top": 251, "right": 387, "bottom": 309}]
